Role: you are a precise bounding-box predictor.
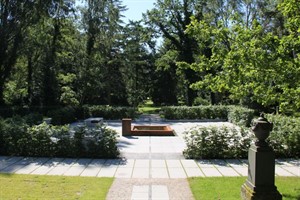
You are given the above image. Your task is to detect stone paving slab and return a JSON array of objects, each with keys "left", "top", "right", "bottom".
[
  {"left": 1, "top": 157, "right": 299, "bottom": 178},
  {"left": 106, "top": 179, "right": 194, "bottom": 200}
]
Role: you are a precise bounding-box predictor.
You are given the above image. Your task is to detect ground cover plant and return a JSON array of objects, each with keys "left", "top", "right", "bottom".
[
  {"left": 0, "top": 174, "right": 113, "bottom": 200},
  {"left": 189, "top": 177, "right": 300, "bottom": 200}
]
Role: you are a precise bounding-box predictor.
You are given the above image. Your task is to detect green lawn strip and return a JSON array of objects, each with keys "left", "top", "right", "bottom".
[
  {"left": 0, "top": 174, "right": 113, "bottom": 200},
  {"left": 188, "top": 177, "right": 300, "bottom": 200},
  {"left": 138, "top": 100, "right": 161, "bottom": 114}
]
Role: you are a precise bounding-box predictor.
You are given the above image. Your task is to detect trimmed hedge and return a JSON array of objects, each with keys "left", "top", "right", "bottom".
[
  {"left": 227, "top": 106, "right": 256, "bottom": 127},
  {"left": 162, "top": 105, "right": 255, "bottom": 127},
  {"left": 266, "top": 114, "right": 300, "bottom": 158},
  {"left": 183, "top": 125, "right": 252, "bottom": 159},
  {"left": 183, "top": 114, "right": 300, "bottom": 159},
  {"left": 83, "top": 105, "right": 137, "bottom": 120},
  {"left": 162, "top": 105, "right": 228, "bottom": 120},
  {"left": 0, "top": 117, "right": 119, "bottom": 158}
]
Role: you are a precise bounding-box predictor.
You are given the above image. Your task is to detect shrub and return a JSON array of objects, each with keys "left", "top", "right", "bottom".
[
  {"left": 183, "top": 125, "right": 252, "bottom": 159},
  {"left": 266, "top": 114, "right": 300, "bottom": 158},
  {"left": 47, "top": 106, "right": 77, "bottom": 125},
  {"left": 0, "top": 118, "right": 119, "bottom": 158},
  {"left": 83, "top": 105, "right": 137, "bottom": 119},
  {"left": 227, "top": 106, "right": 256, "bottom": 127},
  {"left": 162, "top": 105, "right": 228, "bottom": 120}
]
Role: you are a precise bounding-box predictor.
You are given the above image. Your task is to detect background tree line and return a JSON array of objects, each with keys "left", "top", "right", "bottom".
[{"left": 0, "top": 0, "right": 299, "bottom": 115}]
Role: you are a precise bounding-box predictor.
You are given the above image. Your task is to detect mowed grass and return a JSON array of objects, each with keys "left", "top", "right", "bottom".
[
  {"left": 138, "top": 100, "right": 161, "bottom": 114},
  {"left": 189, "top": 177, "right": 300, "bottom": 200},
  {"left": 0, "top": 174, "right": 113, "bottom": 199}
]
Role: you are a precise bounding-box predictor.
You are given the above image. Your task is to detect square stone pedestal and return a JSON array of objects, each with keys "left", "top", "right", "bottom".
[{"left": 241, "top": 144, "right": 282, "bottom": 200}]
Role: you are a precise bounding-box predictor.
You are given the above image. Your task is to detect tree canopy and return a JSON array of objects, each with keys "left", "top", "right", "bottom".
[{"left": 0, "top": 0, "right": 299, "bottom": 115}]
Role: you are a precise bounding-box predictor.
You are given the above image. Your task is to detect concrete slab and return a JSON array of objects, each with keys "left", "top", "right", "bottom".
[
  {"left": 185, "top": 168, "right": 205, "bottom": 177},
  {"left": 201, "top": 167, "right": 223, "bottom": 177},
  {"left": 196, "top": 160, "right": 215, "bottom": 168},
  {"left": 181, "top": 160, "right": 199, "bottom": 168},
  {"left": 232, "top": 167, "right": 248, "bottom": 176},
  {"left": 152, "top": 185, "right": 169, "bottom": 200},
  {"left": 280, "top": 166, "right": 300, "bottom": 176},
  {"left": 151, "top": 160, "right": 166, "bottom": 168},
  {"left": 275, "top": 166, "right": 295, "bottom": 176},
  {"left": 115, "top": 168, "right": 133, "bottom": 178},
  {"left": 64, "top": 166, "right": 86, "bottom": 176},
  {"left": 217, "top": 167, "right": 240, "bottom": 176},
  {"left": 135, "top": 160, "right": 150, "bottom": 168},
  {"left": 98, "top": 167, "right": 117, "bottom": 177},
  {"left": 151, "top": 168, "right": 169, "bottom": 179},
  {"left": 132, "top": 168, "right": 150, "bottom": 178},
  {"left": 168, "top": 168, "right": 186, "bottom": 178},
  {"left": 166, "top": 160, "right": 182, "bottom": 168},
  {"left": 80, "top": 165, "right": 101, "bottom": 177}
]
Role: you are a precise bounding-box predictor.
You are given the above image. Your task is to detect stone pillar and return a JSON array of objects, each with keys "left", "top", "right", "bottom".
[
  {"left": 241, "top": 114, "right": 282, "bottom": 200},
  {"left": 122, "top": 118, "right": 132, "bottom": 136}
]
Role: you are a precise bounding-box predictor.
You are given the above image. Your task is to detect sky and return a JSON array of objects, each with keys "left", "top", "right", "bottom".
[
  {"left": 122, "top": 0, "right": 156, "bottom": 22},
  {"left": 75, "top": 0, "right": 157, "bottom": 22}
]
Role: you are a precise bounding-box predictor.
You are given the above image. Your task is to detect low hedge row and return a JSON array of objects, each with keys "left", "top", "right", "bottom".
[
  {"left": 183, "top": 126, "right": 252, "bottom": 159},
  {"left": 266, "top": 114, "right": 300, "bottom": 158},
  {"left": 82, "top": 105, "right": 137, "bottom": 120},
  {"left": 0, "top": 117, "right": 119, "bottom": 158},
  {"left": 183, "top": 114, "right": 300, "bottom": 159},
  {"left": 0, "top": 105, "right": 138, "bottom": 125},
  {"left": 162, "top": 105, "right": 256, "bottom": 127}
]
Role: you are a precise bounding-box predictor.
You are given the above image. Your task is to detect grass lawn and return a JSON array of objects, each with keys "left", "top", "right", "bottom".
[
  {"left": 138, "top": 100, "right": 161, "bottom": 114},
  {"left": 0, "top": 174, "right": 113, "bottom": 199},
  {"left": 189, "top": 177, "right": 300, "bottom": 200}
]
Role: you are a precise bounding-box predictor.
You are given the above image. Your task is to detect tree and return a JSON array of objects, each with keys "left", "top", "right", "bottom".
[
  {"left": 121, "top": 21, "right": 156, "bottom": 107},
  {"left": 80, "top": 0, "right": 127, "bottom": 105},
  {"left": 186, "top": 1, "right": 300, "bottom": 114},
  {"left": 144, "top": 0, "right": 205, "bottom": 105}
]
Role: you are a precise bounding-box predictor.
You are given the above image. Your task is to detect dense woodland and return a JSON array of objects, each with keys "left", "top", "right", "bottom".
[{"left": 0, "top": 0, "right": 299, "bottom": 115}]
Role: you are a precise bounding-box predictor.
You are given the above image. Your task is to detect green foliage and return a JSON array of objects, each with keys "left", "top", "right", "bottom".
[
  {"left": 183, "top": 126, "right": 252, "bottom": 159},
  {"left": 47, "top": 106, "right": 77, "bottom": 125},
  {"left": 266, "top": 114, "right": 300, "bottom": 158},
  {"left": 227, "top": 106, "right": 256, "bottom": 127},
  {"left": 192, "top": 97, "right": 210, "bottom": 106},
  {"left": 162, "top": 105, "right": 229, "bottom": 120},
  {"left": 83, "top": 105, "right": 137, "bottom": 120},
  {"left": 0, "top": 118, "right": 119, "bottom": 158},
  {"left": 186, "top": 13, "right": 300, "bottom": 114}
]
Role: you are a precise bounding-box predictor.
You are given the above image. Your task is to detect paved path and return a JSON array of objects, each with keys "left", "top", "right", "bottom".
[
  {"left": 1, "top": 120, "right": 299, "bottom": 200},
  {"left": 1, "top": 156, "right": 299, "bottom": 178}
]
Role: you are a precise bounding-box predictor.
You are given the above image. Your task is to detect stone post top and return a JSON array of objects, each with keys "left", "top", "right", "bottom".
[{"left": 252, "top": 113, "right": 273, "bottom": 147}]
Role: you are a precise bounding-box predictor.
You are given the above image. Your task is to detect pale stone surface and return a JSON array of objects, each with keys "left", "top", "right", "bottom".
[
  {"left": 115, "top": 167, "right": 133, "bottom": 178},
  {"left": 151, "top": 160, "right": 166, "bottom": 168},
  {"left": 97, "top": 167, "right": 117, "bottom": 177},
  {"left": 64, "top": 166, "right": 86, "bottom": 176},
  {"left": 217, "top": 166, "right": 240, "bottom": 176},
  {"left": 201, "top": 167, "right": 222, "bottom": 177},
  {"left": 151, "top": 168, "right": 169, "bottom": 178},
  {"left": 185, "top": 168, "right": 205, "bottom": 177},
  {"left": 280, "top": 166, "right": 300, "bottom": 176},
  {"left": 168, "top": 167, "right": 186, "bottom": 178},
  {"left": 80, "top": 166, "right": 101, "bottom": 177},
  {"left": 181, "top": 160, "right": 199, "bottom": 168},
  {"left": 132, "top": 168, "right": 150, "bottom": 178},
  {"left": 106, "top": 179, "right": 194, "bottom": 200}
]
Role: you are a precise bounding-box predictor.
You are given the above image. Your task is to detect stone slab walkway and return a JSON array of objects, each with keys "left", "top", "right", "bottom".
[{"left": 1, "top": 156, "right": 299, "bottom": 178}]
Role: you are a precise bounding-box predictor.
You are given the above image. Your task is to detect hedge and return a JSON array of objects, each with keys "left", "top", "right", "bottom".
[
  {"left": 183, "top": 125, "right": 252, "bottom": 159},
  {"left": 266, "top": 114, "right": 300, "bottom": 158},
  {"left": 162, "top": 105, "right": 256, "bottom": 127},
  {"left": 183, "top": 114, "right": 300, "bottom": 159},
  {"left": 82, "top": 105, "right": 137, "bottom": 120},
  {"left": 0, "top": 117, "right": 119, "bottom": 158}
]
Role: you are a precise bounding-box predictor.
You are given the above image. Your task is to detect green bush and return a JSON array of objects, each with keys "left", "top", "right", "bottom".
[
  {"left": 47, "top": 106, "right": 77, "bottom": 125},
  {"left": 83, "top": 105, "right": 137, "bottom": 120},
  {"left": 266, "top": 114, "right": 300, "bottom": 158},
  {"left": 0, "top": 118, "right": 119, "bottom": 158},
  {"left": 227, "top": 106, "right": 256, "bottom": 127},
  {"left": 162, "top": 105, "right": 229, "bottom": 120},
  {"left": 183, "top": 125, "right": 253, "bottom": 159}
]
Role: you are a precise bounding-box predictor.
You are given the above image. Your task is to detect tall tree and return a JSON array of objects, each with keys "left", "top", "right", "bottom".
[
  {"left": 80, "top": 0, "right": 127, "bottom": 105},
  {"left": 144, "top": 0, "right": 204, "bottom": 105}
]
